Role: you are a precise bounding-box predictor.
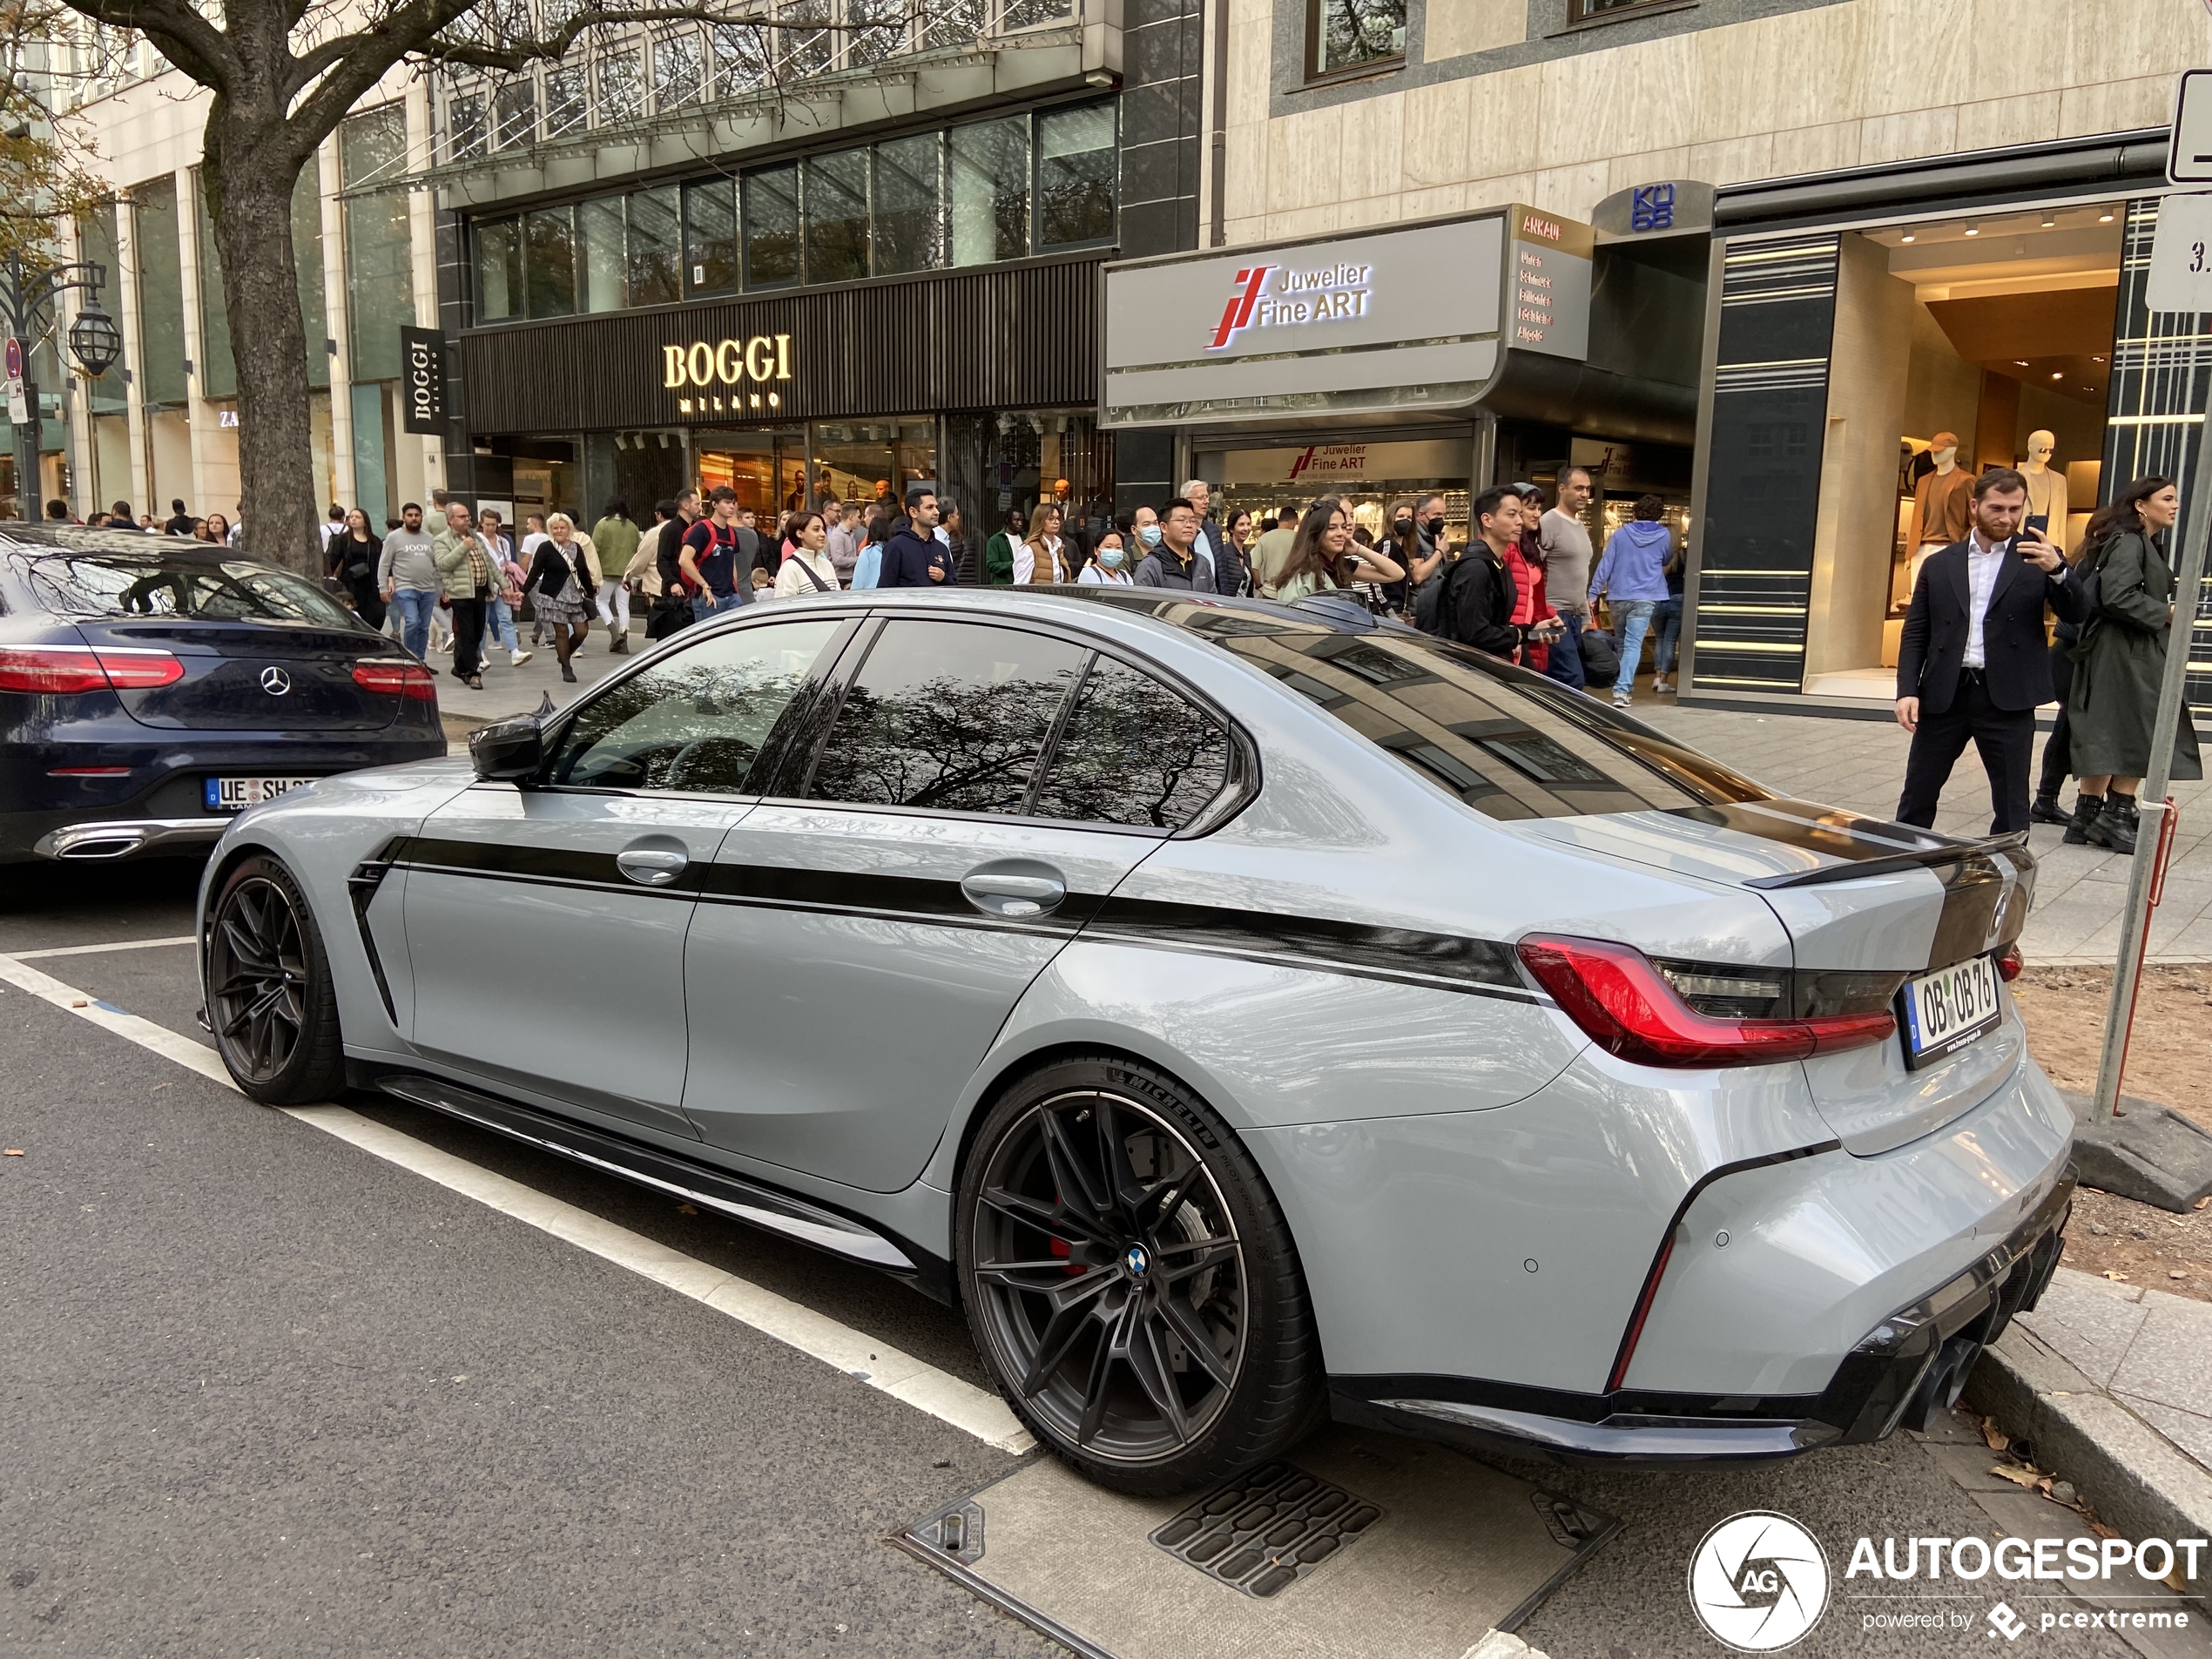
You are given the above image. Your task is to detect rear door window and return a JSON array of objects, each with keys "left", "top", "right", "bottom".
[
  {"left": 1028, "top": 654, "right": 1230, "bottom": 829},
  {"left": 1216, "top": 624, "right": 1770, "bottom": 820},
  {"left": 546, "top": 617, "right": 842, "bottom": 793},
  {"left": 804, "top": 619, "right": 1089, "bottom": 813}
]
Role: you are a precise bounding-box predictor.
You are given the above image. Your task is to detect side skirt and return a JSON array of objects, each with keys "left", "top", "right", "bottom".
[{"left": 347, "top": 1061, "right": 955, "bottom": 1302}]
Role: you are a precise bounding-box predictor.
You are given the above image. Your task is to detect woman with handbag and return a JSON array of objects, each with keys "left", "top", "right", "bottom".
[
  {"left": 525, "top": 512, "right": 597, "bottom": 684},
  {"left": 2062, "top": 475, "right": 2203, "bottom": 852},
  {"left": 328, "top": 507, "right": 387, "bottom": 628},
  {"left": 772, "top": 511, "right": 840, "bottom": 598}
]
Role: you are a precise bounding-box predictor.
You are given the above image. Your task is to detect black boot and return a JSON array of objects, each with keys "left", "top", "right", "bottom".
[
  {"left": 2062, "top": 793, "right": 2102, "bottom": 845},
  {"left": 2087, "top": 792, "right": 2139, "bottom": 854},
  {"left": 2030, "top": 790, "right": 2068, "bottom": 826}
]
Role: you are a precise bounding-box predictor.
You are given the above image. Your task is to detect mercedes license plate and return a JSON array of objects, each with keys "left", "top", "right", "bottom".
[
  {"left": 1899, "top": 954, "right": 2003, "bottom": 1069},
  {"left": 206, "top": 776, "right": 314, "bottom": 812}
]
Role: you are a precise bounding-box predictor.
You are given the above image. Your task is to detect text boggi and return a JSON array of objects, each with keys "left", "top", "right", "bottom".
[{"left": 661, "top": 336, "right": 794, "bottom": 388}]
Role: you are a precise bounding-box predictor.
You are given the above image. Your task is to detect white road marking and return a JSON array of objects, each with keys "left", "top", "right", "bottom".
[
  {"left": 10, "top": 934, "right": 199, "bottom": 960},
  {"left": 0, "top": 948, "right": 1035, "bottom": 1456}
]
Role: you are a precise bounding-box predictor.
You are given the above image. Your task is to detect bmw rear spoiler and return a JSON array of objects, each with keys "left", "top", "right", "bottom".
[{"left": 1743, "top": 828, "right": 2032, "bottom": 892}]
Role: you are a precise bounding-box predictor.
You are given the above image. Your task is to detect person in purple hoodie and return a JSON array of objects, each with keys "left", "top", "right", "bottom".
[{"left": 1588, "top": 494, "right": 1675, "bottom": 709}]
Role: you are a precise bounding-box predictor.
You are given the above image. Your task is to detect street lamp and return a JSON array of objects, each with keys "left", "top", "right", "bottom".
[{"left": 3, "top": 253, "right": 120, "bottom": 520}]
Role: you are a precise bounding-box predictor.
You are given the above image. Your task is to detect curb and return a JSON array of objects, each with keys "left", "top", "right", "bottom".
[{"left": 1965, "top": 1321, "right": 2212, "bottom": 1584}]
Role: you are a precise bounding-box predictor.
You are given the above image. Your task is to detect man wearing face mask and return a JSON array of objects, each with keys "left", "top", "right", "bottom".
[{"left": 1134, "top": 499, "right": 1217, "bottom": 591}]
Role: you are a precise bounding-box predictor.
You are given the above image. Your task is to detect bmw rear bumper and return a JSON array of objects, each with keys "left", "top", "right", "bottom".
[{"left": 1332, "top": 1176, "right": 2072, "bottom": 1465}]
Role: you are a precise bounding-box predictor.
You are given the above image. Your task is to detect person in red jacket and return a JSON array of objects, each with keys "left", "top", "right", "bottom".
[{"left": 1505, "top": 482, "right": 1562, "bottom": 671}]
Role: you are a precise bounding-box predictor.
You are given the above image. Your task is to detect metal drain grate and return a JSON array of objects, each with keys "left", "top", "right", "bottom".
[{"left": 1148, "top": 1460, "right": 1383, "bottom": 1599}]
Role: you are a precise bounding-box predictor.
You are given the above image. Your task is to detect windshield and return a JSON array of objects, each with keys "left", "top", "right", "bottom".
[
  {"left": 15, "top": 552, "right": 362, "bottom": 629},
  {"left": 1211, "top": 617, "right": 1771, "bottom": 820}
]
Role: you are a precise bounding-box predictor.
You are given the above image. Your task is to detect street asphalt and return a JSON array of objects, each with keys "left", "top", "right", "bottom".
[{"left": 2, "top": 856, "right": 2198, "bottom": 1658}]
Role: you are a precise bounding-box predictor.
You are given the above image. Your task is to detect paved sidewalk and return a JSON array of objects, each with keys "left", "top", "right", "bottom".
[
  {"left": 1642, "top": 702, "right": 2212, "bottom": 965},
  {"left": 1969, "top": 1266, "right": 2212, "bottom": 1563}
]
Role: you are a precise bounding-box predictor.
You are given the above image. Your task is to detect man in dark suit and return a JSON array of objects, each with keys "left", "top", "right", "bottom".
[{"left": 1895, "top": 466, "right": 2082, "bottom": 833}]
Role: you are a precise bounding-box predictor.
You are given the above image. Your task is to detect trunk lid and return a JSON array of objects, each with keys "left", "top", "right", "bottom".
[
  {"left": 1521, "top": 799, "right": 2034, "bottom": 1155},
  {"left": 73, "top": 617, "right": 405, "bottom": 732}
]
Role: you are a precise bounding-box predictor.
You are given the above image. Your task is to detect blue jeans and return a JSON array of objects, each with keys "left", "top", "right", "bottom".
[
  {"left": 1653, "top": 597, "right": 1684, "bottom": 678},
  {"left": 390, "top": 587, "right": 439, "bottom": 660},
  {"left": 483, "top": 593, "right": 520, "bottom": 655},
  {"left": 1541, "top": 609, "right": 1587, "bottom": 691},
  {"left": 693, "top": 590, "right": 745, "bottom": 621},
  {"left": 1610, "top": 600, "right": 1656, "bottom": 698}
]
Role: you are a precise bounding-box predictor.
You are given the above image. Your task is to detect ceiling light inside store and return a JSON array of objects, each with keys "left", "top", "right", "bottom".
[
  {"left": 2094, "top": 355, "right": 2107, "bottom": 363},
  {"left": 1964, "top": 225, "right": 1979, "bottom": 236},
  {"left": 2041, "top": 215, "right": 2057, "bottom": 227},
  {"left": 2014, "top": 360, "right": 2031, "bottom": 367},
  {"left": 2099, "top": 210, "right": 2115, "bottom": 223},
  {"left": 1900, "top": 231, "right": 1916, "bottom": 243},
  {"left": 2052, "top": 372, "right": 2064, "bottom": 380}
]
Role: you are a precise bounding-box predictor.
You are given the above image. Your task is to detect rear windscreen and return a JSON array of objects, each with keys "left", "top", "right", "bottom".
[
  {"left": 1206, "top": 617, "right": 1772, "bottom": 820},
  {"left": 14, "top": 553, "right": 361, "bottom": 629}
]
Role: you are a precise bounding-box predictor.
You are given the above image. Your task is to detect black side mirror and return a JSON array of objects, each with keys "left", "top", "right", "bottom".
[{"left": 469, "top": 717, "right": 544, "bottom": 782}]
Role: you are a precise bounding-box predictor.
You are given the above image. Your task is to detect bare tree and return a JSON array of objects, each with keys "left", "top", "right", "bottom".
[{"left": 40, "top": 0, "right": 914, "bottom": 573}]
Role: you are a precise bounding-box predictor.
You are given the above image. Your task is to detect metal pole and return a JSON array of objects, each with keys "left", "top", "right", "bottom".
[{"left": 2088, "top": 406, "right": 2212, "bottom": 1121}]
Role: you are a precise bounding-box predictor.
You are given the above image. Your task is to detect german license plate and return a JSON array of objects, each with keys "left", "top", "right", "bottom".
[
  {"left": 205, "top": 776, "right": 314, "bottom": 812},
  {"left": 1898, "top": 954, "right": 2003, "bottom": 1069}
]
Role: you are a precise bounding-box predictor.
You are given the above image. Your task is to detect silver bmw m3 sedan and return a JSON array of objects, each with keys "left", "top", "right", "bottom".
[{"left": 197, "top": 589, "right": 2073, "bottom": 1494}]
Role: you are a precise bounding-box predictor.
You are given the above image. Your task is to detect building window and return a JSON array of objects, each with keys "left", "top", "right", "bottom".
[
  {"left": 494, "top": 77, "right": 536, "bottom": 150},
  {"left": 521, "top": 206, "right": 575, "bottom": 317},
  {"left": 447, "top": 90, "right": 487, "bottom": 160},
  {"left": 652, "top": 29, "right": 704, "bottom": 110},
  {"left": 844, "top": 0, "right": 908, "bottom": 70},
  {"left": 804, "top": 148, "right": 870, "bottom": 284},
  {"left": 712, "top": 23, "right": 769, "bottom": 98},
  {"left": 1568, "top": 0, "right": 1676, "bottom": 17},
  {"left": 131, "top": 177, "right": 187, "bottom": 408},
  {"left": 742, "top": 165, "right": 800, "bottom": 288},
  {"left": 576, "top": 197, "right": 626, "bottom": 312},
  {"left": 475, "top": 216, "right": 523, "bottom": 322},
  {"left": 597, "top": 42, "right": 644, "bottom": 124},
  {"left": 872, "top": 133, "right": 941, "bottom": 275},
  {"left": 685, "top": 177, "right": 738, "bottom": 293},
  {"left": 626, "top": 185, "right": 683, "bottom": 305},
  {"left": 778, "top": 0, "right": 833, "bottom": 77},
  {"left": 1310, "top": 0, "right": 1404, "bottom": 75},
  {"left": 544, "top": 65, "right": 589, "bottom": 137},
  {"left": 1035, "top": 103, "right": 1115, "bottom": 249},
  {"left": 948, "top": 117, "right": 1028, "bottom": 266},
  {"left": 341, "top": 105, "right": 415, "bottom": 380}
]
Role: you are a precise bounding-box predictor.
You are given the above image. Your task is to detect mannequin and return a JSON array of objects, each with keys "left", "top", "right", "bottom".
[
  {"left": 2020, "top": 429, "right": 2069, "bottom": 549},
  {"left": 1912, "top": 431, "right": 1973, "bottom": 583}
]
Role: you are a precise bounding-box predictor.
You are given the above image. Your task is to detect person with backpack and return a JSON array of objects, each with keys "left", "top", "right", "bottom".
[
  {"left": 1435, "top": 487, "right": 1521, "bottom": 658},
  {"left": 680, "top": 486, "right": 749, "bottom": 617},
  {"left": 1892, "top": 467, "right": 2081, "bottom": 834},
  {"left": 2060, "top": 474, "right": 2203, "bottom": 851}
]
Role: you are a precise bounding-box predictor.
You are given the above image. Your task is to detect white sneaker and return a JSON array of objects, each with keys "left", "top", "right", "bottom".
[
  {"left": 1651, "top": 677, "right": 1669, "bottom": 694},
  {"left": 1612, "top": 690, "right": 1633, "bottom": 709},
  {"left": 510, "top": 649, "right": 534, "bottom": 666}
]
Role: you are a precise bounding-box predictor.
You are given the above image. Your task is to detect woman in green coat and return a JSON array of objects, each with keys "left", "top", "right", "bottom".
[{"left": 2064, "top": 475, "right": 2203, "bottom": 853}]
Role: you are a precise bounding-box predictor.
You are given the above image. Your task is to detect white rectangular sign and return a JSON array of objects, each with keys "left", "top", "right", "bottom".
[
  {"left": 2145, "top": 192, "right": 2212, "bottom": 314},
  {"left": 2169, "top": 68, "right": 2212, "bottom": 185}
]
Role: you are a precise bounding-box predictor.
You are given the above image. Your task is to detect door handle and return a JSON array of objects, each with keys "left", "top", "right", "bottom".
[
  {"left": 616, "top": 846, "right": 689, "bottom": 887},
  {"left": 961, "top": 867, "right": 1067, "bottom": 919}
]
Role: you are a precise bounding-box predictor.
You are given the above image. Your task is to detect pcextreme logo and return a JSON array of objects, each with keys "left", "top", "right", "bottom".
[{"left": 1689, "top": 1512, "right": 1831, "bottom": 1651}]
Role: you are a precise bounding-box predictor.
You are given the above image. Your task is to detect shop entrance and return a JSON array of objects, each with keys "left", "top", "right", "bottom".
[
  {"left": 1802, "top": 202, "right": 2122, "bottom": 699},
  {"left": 1197, "top": 436, "right": 1473, "bottom": 550}
]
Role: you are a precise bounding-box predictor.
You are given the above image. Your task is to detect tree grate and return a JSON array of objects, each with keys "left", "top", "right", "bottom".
[{"left": 1147, "top": 1460, "right": 1382, "bottom": 1600}]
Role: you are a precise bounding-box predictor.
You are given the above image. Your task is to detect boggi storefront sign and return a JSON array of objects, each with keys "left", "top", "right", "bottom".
[{"left": 660, "top": 334, "right": 794, "bottom": 415}]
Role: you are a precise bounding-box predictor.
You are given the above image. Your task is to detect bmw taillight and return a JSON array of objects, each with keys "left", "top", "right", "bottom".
[
  {"left": 0, "top": 644, "right": 185, "bottom": 693},
  {"left": 351, "top": 658, "right": 439, "bottom": 700},
  {"left": 1516, "top": 934, "right": 1898, "bottom": 1069},
  {"left": 1996, "top": 944, "right": 2023, "bottom": 981}
]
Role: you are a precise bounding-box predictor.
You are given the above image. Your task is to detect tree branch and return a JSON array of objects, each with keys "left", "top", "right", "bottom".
[{"left": 48, "top": 0, "right": 235, "bottom": 86}]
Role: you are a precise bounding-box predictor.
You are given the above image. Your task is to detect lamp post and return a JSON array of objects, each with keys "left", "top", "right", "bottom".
[{"left": 2, "top": 253, "right": 123, "bottom": 521}]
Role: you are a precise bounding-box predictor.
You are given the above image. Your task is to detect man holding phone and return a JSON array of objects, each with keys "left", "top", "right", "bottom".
[{"left": 1894, "top": 466, "right": 2082, "bottom": 833}]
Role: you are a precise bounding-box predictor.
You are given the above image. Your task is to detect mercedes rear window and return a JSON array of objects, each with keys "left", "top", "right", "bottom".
[
  {"left": 1206, "top": 618, "right": 1771, "bottom": 820},
  {"left": 14, "top": 552, "right": 361, "bottom": 629}
]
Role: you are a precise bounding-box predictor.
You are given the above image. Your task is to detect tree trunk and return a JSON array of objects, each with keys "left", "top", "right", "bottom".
[{"left": 202, "top": 105, "right": 320, "bottom": 580}]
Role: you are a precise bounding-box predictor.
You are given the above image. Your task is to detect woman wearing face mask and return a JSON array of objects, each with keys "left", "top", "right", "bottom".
[
  {"left": 773, "top": 510, "right": 840, "bottom": 597},
  {"left": 1076, "top": 529, "right": 1135, "bottom": 585},
  {"left": 1015, "top": 503, "right": 1070, "bottom": 584}
]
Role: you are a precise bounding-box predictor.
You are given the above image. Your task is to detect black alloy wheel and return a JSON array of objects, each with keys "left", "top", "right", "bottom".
[
  {"left": 206, "top": 854, "right": 345, "bottom": 1104},
  {"left": 958, "top": 1055, "right": 1321, "bottom": 1494}
]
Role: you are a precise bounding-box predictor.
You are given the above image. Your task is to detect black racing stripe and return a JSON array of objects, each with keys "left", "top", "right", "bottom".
[
  {"left": 394, "top": 834, "right": 643, "bottom": 891},
  {"left": 1662, "top": 799, "right": 1945, "bottom": 862},
  {"left": 1083, "top": 895, "right": 1527, "bottom": 996},
  {"left": 695, "top": 862, "right": 1096, "bottom": 929}
]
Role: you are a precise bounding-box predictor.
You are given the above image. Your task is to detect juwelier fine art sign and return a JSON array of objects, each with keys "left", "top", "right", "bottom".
[
  {"left": 1099, "top": 206, "right": 1591, "bottom": 428},
  {"left": 661, "top": 334, "right": 794, "bottom": 416}
]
